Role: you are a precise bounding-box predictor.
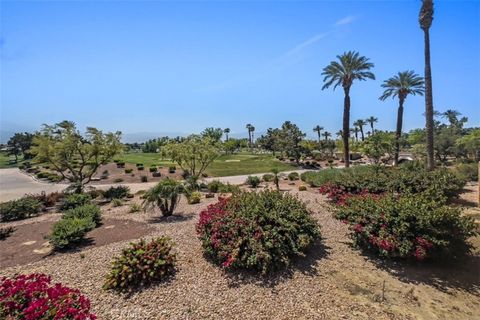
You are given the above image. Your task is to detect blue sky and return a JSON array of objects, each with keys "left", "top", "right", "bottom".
[{"left": 1, "top": 0, "right": 479, "bottom": 142}]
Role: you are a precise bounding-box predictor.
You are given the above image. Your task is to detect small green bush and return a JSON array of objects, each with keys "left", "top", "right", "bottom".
[
  {"left": 168, "top": 166, "right": 176, "bottom": 174},
  {"left": 137, "top": 166, "right": 144, "bottom": 171},
  {"left": 63, "top": 204, "right": 102, "bottom": 226},
  {"left": 0, "top": 197, "right": 43, "bottom": 222},
  {"left": 104, "top": 186, "right": 130, "bottom": 200},
  {"left": 0, "top": 226, "right": 15, "bottom": 240},
  {"left": 49, "top": 217, "right": 95, "bottom": 249},
  {"left": 125, "top": 168, "right": 133, "bottom": 174},
  {"left": 262, "top": 174, "right": 274, "bottom": 182},
  {"left": 207, "top": 180, "right": 223, "bottom": 193},
  {"left": 187, "top": 191, "right": 202, "bottom": 204},
  {"left": 103, "top": 237, "right": 176, "bottom": 290},
  {"left": 246, "top": 176, "right": 261, "bottom": 188},
  {"left": 36, "top": 171, "right": 49, "bottom": 179},
  {"left": 298, "top": 185, "right": 307, "bottom": 191},
  {"left": 136, "top": 163, "right": 143, "bottom": 167},
  {"left": 129, "top": 203, "right": 142, "bottom": 213},
  {"left": 140, "top": 175, "right": 148, "bottom": 182},
  {"left": 113, "top": 178, "right": 124, "bottom": 183},
  {"left": 455, "top": 163, "right": 478, "bottom": 182},
  {"left": 60, "top": 194, "right": 91, "bottom": 211},
  {"left": 288, "top": 172, "right": 300, "bottom": 181},
  {"left": 149, "top": 167, "right": 157, "bottom": 173},
  {"left": 111, "top": 199, "right": 123, "bottom": 207}
]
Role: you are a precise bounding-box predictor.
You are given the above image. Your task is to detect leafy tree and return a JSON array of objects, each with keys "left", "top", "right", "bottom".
[
  {"left": 419, "top": 0, "right": 435, "bottom": 170},
  {"left": 313, "top": 125, "right": 323, "bottom": 142},
  {"left": 223, "top": 138, "right": 239, "bottom": 154},
  {"left": 434, "top": 126, "right": 458, "bottom": 163},
  {"left": 366, "top": 116, "right": 378, "bottom": 135},
  {"left": 7, "top": 132, "right": 35, "bottom": 162},
  {"left": 163, "top": 135, "right": 220, "bottom": 179},
  {"left": 379, "top": 70, "right": 425, "bottom": 165},
  {"left": 31, "top": 121, "right": 122, "bottom": 192},
  {"left": 322, "top": 51, "right": 375, "bottom": 167},
  {"left": 322, "top": 131, "right": 332, "bottom": 141},
  {"left": 353, "top": 119, "right": 367, "bottom": 141},
  {"left": 278, "top": 121, "right": 305, "bottom": 163},
  {"left": 456, "top": 129, "right": 480, "bottom": 160},
  {"left": 362, "top": 132, "right": 394, "bottom": 164},
  {"left": 201, "top": 127, "right": 223, "bottom": 143},
  {"left": 442, "top": 109, "right": 467, "bottom": 130}
]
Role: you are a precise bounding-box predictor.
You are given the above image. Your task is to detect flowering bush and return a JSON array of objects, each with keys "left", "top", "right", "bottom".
[
  {"left": 335, "top": 193, "right": 477, "bottom": 260},
  {"left": 196, "top": 191, "right": 321, "bottom": 273},
  {"left": 319, "top": 183, "right": 383, "bottom": 206},
  {"left": 103, "top": 237, "right": 176, "bottom": 290},
  {"left": 0, "top": 273, "right": 96, "bottom": 319}
]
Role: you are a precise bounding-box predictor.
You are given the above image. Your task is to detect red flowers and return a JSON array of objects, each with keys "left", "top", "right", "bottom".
[
  {"left": 0, "top": 273, "right": 96, "bottom": 319},
  {"left": 319, "top": 183, "right": 383, "bottom": 206}
]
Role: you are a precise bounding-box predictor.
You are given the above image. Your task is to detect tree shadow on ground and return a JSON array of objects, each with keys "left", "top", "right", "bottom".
[
  {"left": 147, "top": 212, "right": 195, "bottom": 224},
  {"left": 357, "top": 247, "right": 480, "bottom": 294},
  {"left": 224, "top": 241, "right": 331, "bottom": 289}
]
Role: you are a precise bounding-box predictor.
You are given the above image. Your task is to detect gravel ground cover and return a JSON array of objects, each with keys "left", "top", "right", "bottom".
[{"left": 1, "top": 183, "right": 479, "bottom": 320}]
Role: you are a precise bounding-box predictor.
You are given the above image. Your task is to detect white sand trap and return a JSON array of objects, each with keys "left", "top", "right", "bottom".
[{"left": 225, "top": 159, "right": 241, "bottom": 162}]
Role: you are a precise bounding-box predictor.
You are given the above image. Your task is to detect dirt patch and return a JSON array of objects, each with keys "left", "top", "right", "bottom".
[
  {"left": 89, "top": 163, "right": 182, "bottom": 185},
  {"left": 0, "top": 218, "right": 154, "bottom": 269}
]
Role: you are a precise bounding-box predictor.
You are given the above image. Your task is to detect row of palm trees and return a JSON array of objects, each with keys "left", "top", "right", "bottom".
[{"left": 321, "top": 0, "right": 435, "bottom": 168}]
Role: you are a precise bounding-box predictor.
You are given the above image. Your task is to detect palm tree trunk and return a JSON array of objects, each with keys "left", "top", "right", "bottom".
[
  {"left": 370, "top": 123, "right": 374, "bottom": 135},
  {"left": 343, "top": 87, "right": 351, "bottom": 167},
  {"left": 424, "top": 28, "right": 435, "bottom": 170},
  {"left": 317, "top": 131, "right": 321, "bottom": 142},
  {"left": 394, "top": 98, "right": 405, "bottom": 166},
  {"left": 359, "top": 126, "right": 364, "bottom": 141}
]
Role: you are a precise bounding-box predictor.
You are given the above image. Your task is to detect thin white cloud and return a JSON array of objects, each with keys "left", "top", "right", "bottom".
[
  {"left": 283, "top": 32, "right": 330, "bottom": 57},
  {"left": 334, "top": 15, "right": 356, "bottom": 26}
]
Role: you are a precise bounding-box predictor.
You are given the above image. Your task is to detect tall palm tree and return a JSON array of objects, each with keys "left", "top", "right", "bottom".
[
  {"left": 419, "top": 0, "right": 435, "bottom": 170},
  {"left": 250, "top": 125, "right": 255, "bottom": 145},
  {"left": 322, "top": 131, "right": 331, "bottom": 141},
  {"left": 223, "top": 128, "right": 230, "bottom": 141},
  {"left": 336, "top": 130, "right": 343, "bottom": 139},
  {"left": 380, "top": 70, "right": 425, "bottom": 166},
  {"left": 351, "top": 127, "right": 359, "bottom": 142},
  {"left": 366, "top": 116, "right": 378, "bottom": 135},
  {"left": 313, "top": 125, "right": 324, "bottom": 142},
  {"left": 353, "top": 119, "right": 367, "bottom": 141},
  {"left": 322, "top": 51, "right": 375, "bottom": 167},
  {"left": 246, "top": 124, "right": 252, "bottom": 147}
]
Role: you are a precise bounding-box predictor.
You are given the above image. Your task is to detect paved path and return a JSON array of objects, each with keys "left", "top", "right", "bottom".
[{"left": 0, "top": 168, "right": 314, "bottom": 202}]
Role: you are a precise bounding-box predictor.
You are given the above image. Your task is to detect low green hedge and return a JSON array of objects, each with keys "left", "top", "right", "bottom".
[{"left": 0, "top": 197, "right": 43, "bottom": 222}]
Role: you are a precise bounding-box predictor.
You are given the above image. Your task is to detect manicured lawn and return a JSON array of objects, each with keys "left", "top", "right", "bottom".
[
  {"left": 0, "top": 152, "right": 24, "bottom": 169},
  {"left": 117, "top": 152, "right": 297, "bottom": 177}
]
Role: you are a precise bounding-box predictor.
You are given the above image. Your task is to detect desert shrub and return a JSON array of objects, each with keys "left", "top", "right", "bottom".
[
  {"left": 262, "top": 174, "right": 274, "bottom": 182},
  {"left": 207, "top": 180, "right": 223, "bottom": 193},
  {"left": 129, "top": 203, "right": 142, "bottom": 213},
  {"left": 113, "top": 178, "right": 124, "bottom": 183},
  {"left": 104, "top": 185, "right": 130, "bottom": 200},
  {"left": 125, "top": 168, "right": 133, "bottom": 174},
  {"left": 454, "top": 163, "right": 478, "bottom": 182},
  {"left": 47, "top": 173, "right": 63, "bottom": 182},
  {"left": 142, "top": 179, "right": 183, "bottom": 216},
  {"left": 136, "top": 163, "right": 143, "bottom": 167},
  {"left": 60, "top": 193, "right": 91, "bottom": 211},
  {"left": 0, "top": 273, "right": 96, "bottom": 319},
  {"left": 187, "top": 191, "right": 202, "bottom": 204},
  {"left": 149, "top": 167, "right": 157, "bottom": 173},
  {"left": 218, "top": 183, "right": 241, "bottom": 194},
  {"left": 87, "top": 189, "right": 104, "bottom": 199},
  {"left": 49, "top": 217, "right": 96, "bottom": 249},
  {"left": 310, "top": 165, "right": 465, "bottom": 201},
  {"left": 298, "top": 185, "right": 307, "bottom": 191},
  {"left": 137, "top": 166, "right": 144, "bottom": 171},
  {"left": 0, "top": 226, "right": 15, "bottom": 240},
  {"left": 152, "top": 172, "right": 161, "bottom": 177},
  {"left": 116, "top": 161, "right": 125, "bottom": 168},
  {"left": 111, "top": 199, "right": 123, "bottom": 207},
  {"left": 246, "top": 176, "right": 261, "bottom": 188},
  {"left": 168, "top": 166, "right": 176, "bottom": 173},
  {"left": 288, "top": 172, "right": 300, "bottom": 181},
  {"left": 197, "top": 191, "right": 321, "bottom": 273},
  {"left": 103, "top": 237, "right": 176, "bottom": 290},
  {"left": 335, "top": 193, "right": 477, "bottom": 260},
  {"left": 26, "top": 191, "right": 63, "bottom": 207},
  {"left": 0, "top": 197, "right": 42, "bottom": 222},
  {"left": 139, "top": 175, "right": 147, "bottom": 183},
  {"left": 63, "top": 204, "right": 102, "bottom": 226}
]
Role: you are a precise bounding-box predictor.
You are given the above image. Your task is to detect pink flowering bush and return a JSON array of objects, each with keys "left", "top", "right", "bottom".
[
  {"left": 0, "top": 273, "right": 96, "bottom": 319},
  {"left": 319, "top": 183, "right": 383, "bottom": 206},
  {"left": 196, "top": 191, "right": 321, "bottom": 273},
  {"left": 335, "top": 193, "right": 477, "bottom": 261}
]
